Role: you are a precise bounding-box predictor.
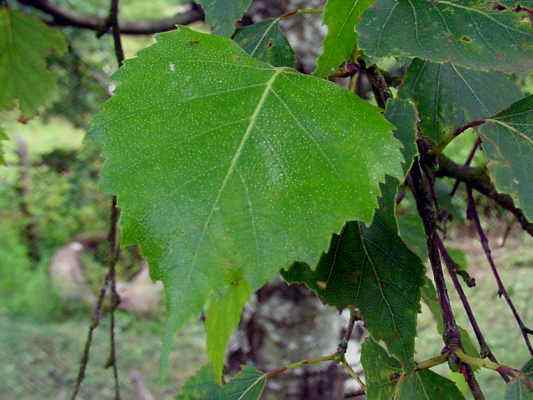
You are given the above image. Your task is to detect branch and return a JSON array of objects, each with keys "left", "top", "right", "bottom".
[
  {"left": 466, "top": 188, "right": 533, "bottom": 356},
  {"left": 17, "top": 0, "right": 204, "bottom": 35},
  {"left": 435, "top": 154, "right": 533, "bottom": 237}
]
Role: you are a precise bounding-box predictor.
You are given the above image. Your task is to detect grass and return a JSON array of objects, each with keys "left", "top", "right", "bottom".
[{"left": 0, "top": 312, "right": 206, "bottom": 400}]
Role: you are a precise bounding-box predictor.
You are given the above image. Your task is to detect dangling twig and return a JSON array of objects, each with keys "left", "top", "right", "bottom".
[{"left": 466, "top": 187, "right": 533, "bottom": 356}]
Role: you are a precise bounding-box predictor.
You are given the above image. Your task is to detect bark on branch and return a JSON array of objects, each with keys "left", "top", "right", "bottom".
[
  {"left": 435, "top": 154, "right": 533, "bottom": 237},
  {"left": 16, "top": 0, "right": 204, "bottom": 34}
]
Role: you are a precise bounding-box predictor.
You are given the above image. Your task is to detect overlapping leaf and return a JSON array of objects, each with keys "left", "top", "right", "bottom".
[
  {"left": 91, "top": 27, "right": 403, "bottom": 363},
  {"left": 0, "top": 8, "right": 66, "bottom": 115},
  {"left": 233, "top": 18, "right": 295, "bottom": 67},
  {"left": 399, "top": 59, "right": 522, "bottom": 145},
  {"left": 385, "top": 98, "right": 418, "bottom": 174},
  {"left": 479, "top": 95, "right": 533, "bottom": 220},
  {"left": 282, "top": 177, "right": 424, "bottom": 366},
  {"left": 177, "top": 365, "right": 266, "bottom": 399},
  {"left": 198, "top": 0, "right": 252, "bottom": 36},
  {"left": 358, "top": 0, "right": 533, "bottom": 73},
  {"left": 314, "top": 0, "right": 374, "bottom": 77},
  {"left": 206, "top": 270, "right": 252, "bottom": 381},
  {"left": 362, "top": 338, "right": 465, "bottom": 400}
]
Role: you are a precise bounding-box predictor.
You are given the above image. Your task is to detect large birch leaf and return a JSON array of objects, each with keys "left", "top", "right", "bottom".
[
  {"left": 0, "top": 8, "right": 67, "bottom": 116},
  {"left": 479, "top": 95, "right": 533, "bottom": 220},
  {"left": 313, "top": 0, "right": 374, "bottom": 77},
  {"left": 399, "top": 59, "right": 522, "bottom": 145},
  {"left": 90, "top": 27, "right": 403, "bottom": 358},
  {"left": 357, "top": 0, "right": 533, "bottom": 73},
  {"left": 282, "top": 177, "right": 424, "bottom": 366}
]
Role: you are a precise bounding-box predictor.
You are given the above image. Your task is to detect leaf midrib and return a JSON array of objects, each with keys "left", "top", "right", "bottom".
[{"left": 190, "top": 68, "right": 284, "bottom": 269}]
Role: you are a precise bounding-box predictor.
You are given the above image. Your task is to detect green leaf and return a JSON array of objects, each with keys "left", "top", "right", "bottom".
[
  {"left": 0, "top": 8, "right": 67, "bottom": 116},
  {"left": 479, "top": 95, "right": 533, "bottom": 221},
  {"left": 399, "top": 59, "right": 522, "bottom": 145},
  {"left": 222, "top": 366, "right": 266, "bottom": 399},
  {"left": 177, "top": 365, "right": 266, "bottom": 400},
  {"left": 233, "top": 18, "right": 295, "bottom": 67},
  {"left": 385, "top": 98, "right": 419, "bottom": 175},
  {"left": 91, "top": 27, "right": 403, "bottom": 364},
  {"left": 282, "top": 177, "right": 424, "bottom": 365},
  {"left": 177, "top": 366, "right": 222, "bottom": 400},
  {"left": 206, "top": 270, "right": 252, "bottom": 382},
  {"left": 198, "top": 0, "right": 252, "bottom": 36},
  {"left": 313, "top": 0, "right": 374, "bottom": 77},
  {"left": 362, "top": 338, "right": 465, "bottom": 400},
  {"left": 506, "top": 358, "right": 533, "bottom": 400},
  {"left": 358, "top": 0, "right": 533, "bottom": 73},
  {"left": 0, "top": 127, "right": 7, "bottom": 165}
]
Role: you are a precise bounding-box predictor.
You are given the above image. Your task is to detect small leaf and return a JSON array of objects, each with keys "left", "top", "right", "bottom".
[
  {"left": 176, "top": 365, "right": 266, "bottom": 399},
  {"left": 198, "top": 0, "right": 253, "bottom": 36},
  {"left": 177, "top": 366, "right": 222, "bottom": 400},
  {"left": 399, "top": 59, "right": 522, "bottom": 145},
  {"left": 233, "top": 18, "right": 295, "bottom": 67},
  {"left": 385, "top": 98, "right": 419, "bottom": 175},
  {"left": 358, "top": 0, "right": 533, "bottom": 73},
  {"left": 0, "top": 8, "right": 67, "bottom": 115},
  {"left": 206, "top": 270, "right": 252, "bottom": 382},
  {"left": 479, "top": 95, "right": 533, "bottom": 221},
  {"left": 314, "top": 0, "right": 374, "bottom": 77},
  {"left": 91, "top": 27, "right": 403, "bottom": 367},
  {"left": 222, "top": 366, "right": 266, "bottom": 399},
  {"left": 362, "top": 338, "right": 465, "bottom": 400},
  {"left": 283, "top": 177, "right": 425, "bottom": 366},
  {"left": 505, "top": 358, "right": 533, "bottom": 400}
]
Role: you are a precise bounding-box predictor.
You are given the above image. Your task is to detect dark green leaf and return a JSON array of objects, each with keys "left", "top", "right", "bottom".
[
  {"left": 176, "top": 365, "right": 266, "bottom": 400},
  {"left": 479, "top": 95, "right": 533, "bottom": 221},
  {"left": 198, "top": 0, "right": 253, "bottom": 36},
  {"left": 362, "top": 338, "right": 465, "bottom": 400},
  {"left": 314, "top": 0, "right": 374, "bottom": 77},
  {"left": 283, "top": 177, "right": 424, "bottom": 365},
  {"left": 385, "top": 98, "right": 419, "bottom": 175},
  {"left": 399, "top": 59, "right": 522, "bottom": 145},
  {"left": 0, "top": 127, "right": 6, "bottom": 165},
  {"left": 0, "top": 8, "right": 67, "bottom": 115},
  {"left": 358, "top": 0, "right": 533, "bottom": 73},
  {"left": 506, "top": 358, "right": 533, "bottom": 400},
  {"left": 233, "top": 18, "right": 295, "bottom": 67},
  {"left": 91, "top": 27, "right": 403, "bottom": 366}
]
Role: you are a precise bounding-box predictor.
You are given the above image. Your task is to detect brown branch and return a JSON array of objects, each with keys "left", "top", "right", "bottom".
[
  {"left": 449, "top": 137, "right": 481, "bottom": 198},
  {"left": 452, "top": 119, "right": 486, "bottom": 139},
  {"left": 409, "top": 159, "right": 485, "bottom": 400},
  {"left": 435, "top": 236, "right": 509, "bottom": 382},
  {"left": 435, "top": 154, "right": 533, "bottom": 237},
  {"left": 17, "top": 0, "right": 204, "bottom": 35},
  {"left": 466, "top": 187, "right": 533, "bottom": 356}
]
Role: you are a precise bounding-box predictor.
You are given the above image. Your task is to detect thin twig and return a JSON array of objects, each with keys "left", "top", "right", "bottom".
[
  {"left": 466, "top": 187, "right": 533, "bottom": 356},
  {"left": 436, "top": 155, "right": 533, "bottom": 237},
  {"left": 435, "top": 236, "right": 509, "bottom": 382},
  {"left": 451, "top": 119, "right": 486, "bottom": 139},
  {"left": 450, "top": 137, "right": 481, "bottom": 198}
]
